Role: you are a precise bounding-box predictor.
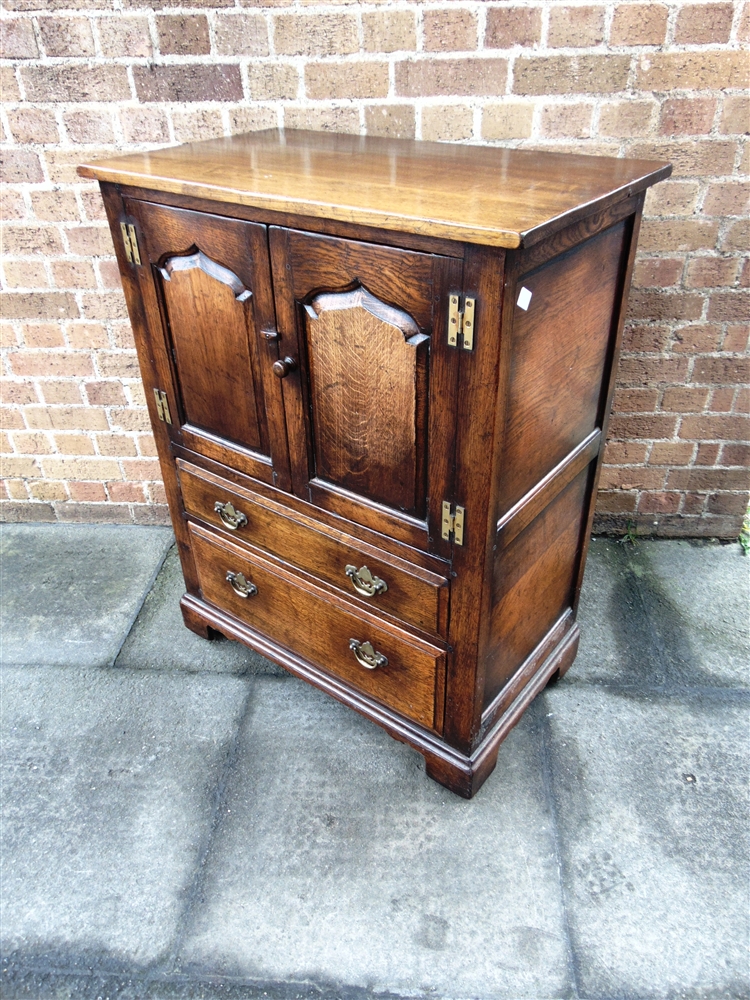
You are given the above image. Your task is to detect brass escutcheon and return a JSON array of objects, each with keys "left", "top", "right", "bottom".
[
  {"left": 345, "top": 564, "right": 387, "bottom": 598},
  {"left": 214, "top": 500, "right": 248, "bottom": 531},
  {"left": 226, "top": 571, "right": 257, "bottom": 598},
  {"left": 349, "top": 639, "right": 388, "bottom": 671}
]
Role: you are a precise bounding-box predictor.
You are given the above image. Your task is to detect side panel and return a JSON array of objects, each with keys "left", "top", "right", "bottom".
[{"left": 480, "top": 213, "right": 638, "bottom": 718}]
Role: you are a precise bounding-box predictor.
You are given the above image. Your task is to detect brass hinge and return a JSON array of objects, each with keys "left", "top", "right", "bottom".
[
  {"left": 153, "top": 388, "right": 172, "bottom": 424},
  {"left": 441, "top": 501, "right": 465, "bottom": 545},
  {"left": 120, "top": 222, "right": 141, "bottom": 266},
  {"left": 447, "top": 294, "right": 475, "bottom": 351}
]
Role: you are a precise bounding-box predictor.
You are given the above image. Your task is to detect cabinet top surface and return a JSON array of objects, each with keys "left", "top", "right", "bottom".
[{"left": 79, "top": 128, "right": 670, "bottom": 250}]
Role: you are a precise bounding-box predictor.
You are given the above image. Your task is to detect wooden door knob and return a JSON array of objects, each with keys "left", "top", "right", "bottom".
[{"left": 272, "top": 356, "right": 297, "bottom": 378}]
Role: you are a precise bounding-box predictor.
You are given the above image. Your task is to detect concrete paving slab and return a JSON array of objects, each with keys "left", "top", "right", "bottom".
[
  {"left": 0, "top": 524, "right": 173, "bottom": 668},
  {"left": 0, "top": 664, "right": 250, "bottom": 972},
  {"left": 116, "top": 546, "right": 285, "bottom": 676},
  {"left": 543, "top": 683, "right": 750, "bottom": 1000},
  {"left": 574, "top": 539, "right": 749, "bottom": 689},
  {"left": 177, "top": 678, "right": 573, "bottom": 1000}
]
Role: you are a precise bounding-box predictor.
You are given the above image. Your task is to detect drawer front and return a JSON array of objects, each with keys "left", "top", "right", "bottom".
[
  {"left": 189, "top": 523, "right": 445, "bottom": 731},
  {"left": 178, "top": 460, "right": 449, "bottom": 638}
]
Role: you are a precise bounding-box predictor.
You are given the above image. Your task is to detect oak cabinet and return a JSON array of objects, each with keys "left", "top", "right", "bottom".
[{"left": 80, "top": 130, "right": 669, "bottom": 797}]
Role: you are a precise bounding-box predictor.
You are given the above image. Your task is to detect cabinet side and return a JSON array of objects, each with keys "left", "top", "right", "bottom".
[{"left": 477, "top": 195, "right": 644, "bottom": 734}]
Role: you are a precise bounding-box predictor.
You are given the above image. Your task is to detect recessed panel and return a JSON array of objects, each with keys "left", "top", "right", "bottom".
[
  {"left": 160, "top": 250, "right": 267, "bottom": 455},
  {"left": 498, "top": 221, "right": 627, "bottom": 513},
  {"left": 305, "top": 286, "right": 429, "bottom": 516},
  {"left": 483, "top": 466, "right": 591, "bottom": 708}
]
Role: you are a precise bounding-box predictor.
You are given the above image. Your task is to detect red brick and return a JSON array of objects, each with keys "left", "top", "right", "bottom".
[
  {"left": 423, "top": 9, "right": 477, "bottom": 52},
  {"left": 692, "top": 357, "right": 750, "bottom": 385},
  {"left": 53, "top": 261, "right": 97, "bottom": 291},
  {"left": 594, "top": 491, "right": 638, "bottom": 514},
  {"left": 735, "top": 388, "right": 750, "bottom": 414},
  {"left": 603, "top": 441, "right": 649, "bottom": 464},
  {"left": 638, "top": 492, "right": 681, "bottom": 514},
  {"left": 85, "top": 381, "right": 127, "bottom": 407},
  {"left": 108, "top": 481, "right": 146, "bottom": 503},
  {"left": 617, "top": 357, "right": 690, "bottom": 386},
  {"left": 703, "top": 182, "right": 750, "bottom": 217},
  {"left": 539, "top": 103, "right": 593, "bottom": 139},
  {"left": 721, "top": 221, "right": 750, "bottom": 253},
  {"left": 9, "top": 351, "right": 94, "bottom": 378},
  {"left": 133, "top": 65, "right": 241, "bottom": 102},
  {"left": 63, "top": 110, "right": 115, "bottom": 144},
  {"left": 674, "top": 3, "right": 734, "bottom": 44},
  {"left": 3, "top": 224, "right": 64, "bottom": 256},
  {"left": 667, "top": 468, "right": 750, "bottom": 490},
  {"left": 513, "top": 55, "right": 630, "bottom": 95},
  {"left": 660, "top": 386, "right": 710, "bottom": 412},
  {"left": 119, "top": 108, "right": 170, "bottom": 145},
  {"left": 609, "top": 3, "right": 668, "bottom": 45},
  {"left": 632, "top": 258, "right": 683, "bottom": 289},
  {"left": 31, "top": 190, "right": 79, "bottom": 223},
  {"left": 273, "top": 14, "right": 357, "bottom": 57},
  {"left": 635, "top": 52, "right": 749, "bottom": 91},
  {"left": 612, "top": 388, "right": 660, "bottom": 412},
  {"left": 0, "top": 149, "right": 44, "bottom": 184},
  {"left": 608, "top": 414, "right": 678, "bottom": 439},
  {"left": 721, "top": 444, "right": 750, "bottom": 466},
  {"left": 644, "top": 181, "right": 700, "bottom": 216},
  {"left": 0, "top": 293, "right": 79, "bottom": 321},
  {"left": 649, "top": 442, "right": 695, "bottom": 465},
  {"left": 38, "top": 16, "right": 94, "bottom": 56},
  {"left": 627, "top": 289, "right": 704, "bottom": 322},
  {"left": 599, "top": 466, "right": 665, "bottom": 490},
  {"left": 362, "top": 12, "right": 416, "bottom": 53},
  {"left": 723, "top": 326, "right": 750, "bottom": 352},
  {"left": 708, "top": 292, "right": 749, "bottom": 322},
  {"left": 671, "top": 325, "right": 722, "bottom": 353},
  {"left": 365, "top": 106, "right": 416, "bottom": 140},
  {"left": 21, "top": 65, "right": 131, "bottom": 103},
  {"left": 685, "top": 258, "right": 739, "bottom": 289},
  {"left": 679, "top": 415, "right": 749, "bottom": 440},
  {"left": 396, "top": 58, "right": 508, "bottom": 97},
  {"left": 156, "top": 14, "right": 210, "bottom": 55},
  {"left": 548, "top": 5, "right": 605, "bottom": 46},
  {"left": 696, "top": 442, "right": 721, "bottom": 465},
  {"left": 659, "top": 98, "right": 716, "bottom": 136},
  {"left": 710, "top": 387, "right": 739, "bottom": 413},
  {"left": 719, "top": 96, "right": 750, "bottom": 136},
  {"left": 638, "top": 218, "right": 720, "bottom": 253},
  {"left": 1, "top": 18, "right": 39, "bottom": 57},
  {"left": 682, "top": 492, "right": 705, "bottom": 514},
  {"left": 98, "top": 16, "right": 152, "bottom": 58},
  {"left": 621, "top": 324, "right": 671, "bottom": 352},
  {"left": 706, "top": 493, "right": 750, "bottom": 516},
  {"left": 305, "top": 62, "right": 389, "bottom": 100},
  {"left": 485, "top": 7, "right": 542, "bottom": 48},
  {"left": 214, "top": 13, "right": 268, "bottom": 55},
  {"left": 68, "top": 481, "right": 107, "bottom": 502},
  {"left": 22, "top": 323, "right": 65, "bottom": 348}
]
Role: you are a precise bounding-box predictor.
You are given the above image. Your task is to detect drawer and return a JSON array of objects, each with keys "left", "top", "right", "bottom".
[
  {"left": 189, "top": 522, "right": 446, "bottom": 731},
  {"left": 178, "top": 459, "right": 449, "bottom": 638}
]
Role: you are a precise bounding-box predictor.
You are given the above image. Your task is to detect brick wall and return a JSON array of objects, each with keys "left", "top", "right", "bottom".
[{"left": 1, "top": 0, "right": 748, "bottom": 535}]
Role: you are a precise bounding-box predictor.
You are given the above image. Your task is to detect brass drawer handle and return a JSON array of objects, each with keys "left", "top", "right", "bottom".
[
  {"left": 349, "top": 639, "right": 388, "bottom": 671},
  {"left": 345, "top": 564, "right": 387, "bottom": 598},
  {"left": 226, "top": 571, "right": 257, "bottom": 598},
  {"left": 214, "top": 500, "right": 247, "bottom": 531}
]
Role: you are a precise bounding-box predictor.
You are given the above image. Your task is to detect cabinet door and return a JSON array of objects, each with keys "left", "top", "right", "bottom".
[
  {"left": 269, "top": 228, "right": 462, "bottom": 553},
  {"left": 125, "top": 199, "right": 290, "bottom": 488}
]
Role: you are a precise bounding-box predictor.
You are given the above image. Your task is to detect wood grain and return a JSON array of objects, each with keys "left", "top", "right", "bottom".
[
  {"left": 79, "top": 128, "right": 670, "bottom": 250},
  {"left": 305, "top": 286, "right": 428, "bottom": 516},
  {"left": 178, "top": 458, "right": 450, "bottom": 638},
  {"left": 190, "top": 521, "right": 445, "bottom": 731}
]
